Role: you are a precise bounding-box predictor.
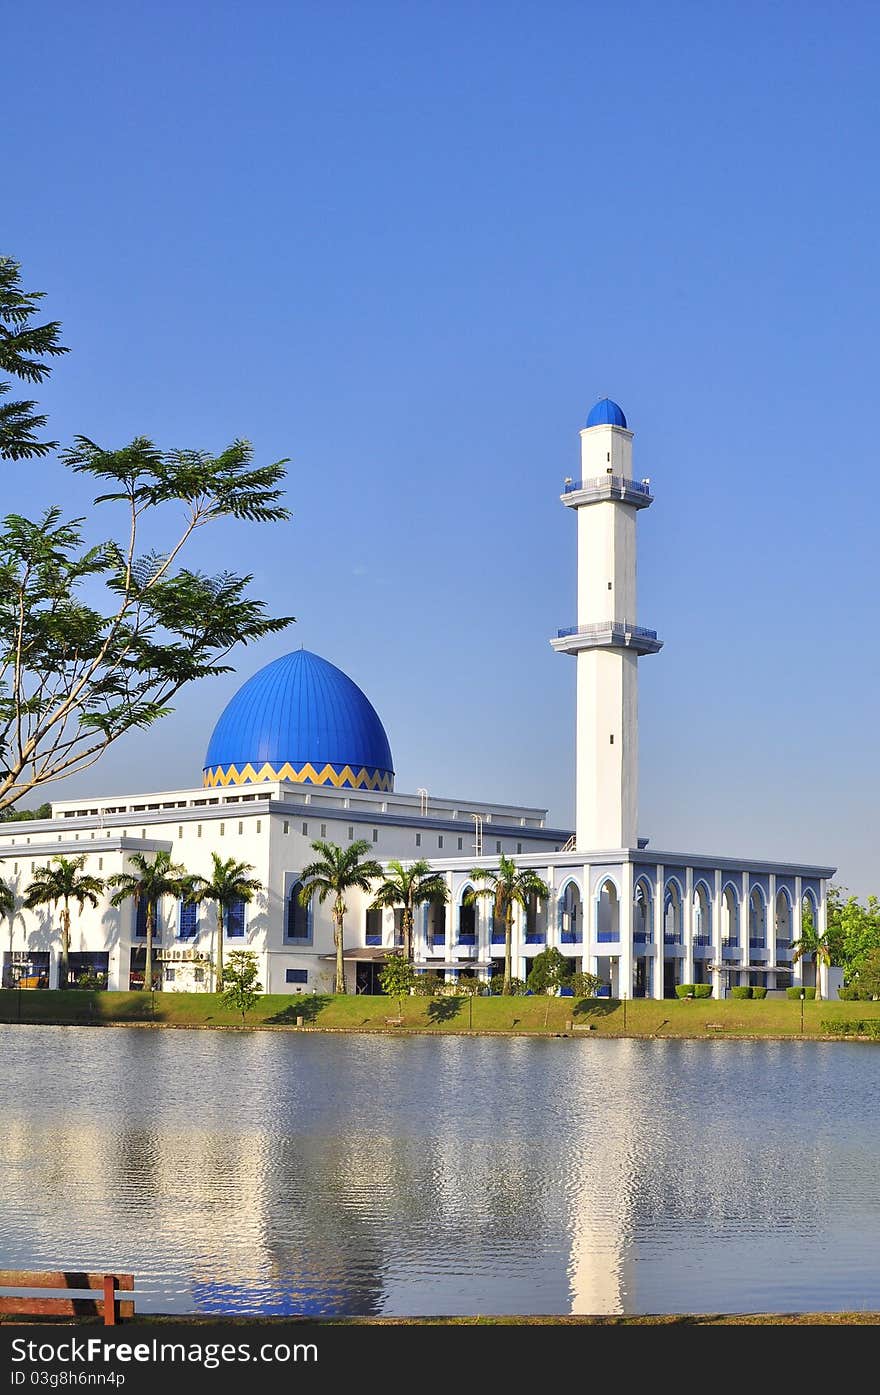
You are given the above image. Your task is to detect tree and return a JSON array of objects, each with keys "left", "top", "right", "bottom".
[
  {"left": 852, "top": 947, "right": 880, "bottom": 999},
  {"left": 0, "top": 803, "right": 51, "bottom": 822},
  {"left": 186, "top": 853, "right": 262, "bottom": 992},
  {"left": 826, "top": 885, "right": 880, "bottom": 982},
  {"left": 378, "top": 952, "right": 416, "bottom": 1017},
  {"left": 466, "top": 856, "right": 550, "bottom": 996},
  {"left": 221, "top": 950, "right": 263, "bottom": 1025},
  {"left": 0, "top": 256, "right": 294, "bottom": 813},
  {"left": 299, "top": 840, "right": 382, "bottom": 994},
  {"left": 0, "top": 256, "right": 68, "bottom": 461},
  {"left": 0, "top": 876, "right": 15, "bottom": 941},
  {"left": 569, "top": 969, "right": 601, "bottom": 999},
  {"left": 791, "top": 914, "right": 834, "bottom": 1002},
  {"left": 24, "top": 854, "right": 104, "bottom": 988},
  {"left": 368, "top": 859, "right": 448, "bottom": 962},
  {"left": 526, "top": 946, "right": 571, "bottom": 995},
  {"left": 108, "top": 850, "right": 189, "bottom": 994}
]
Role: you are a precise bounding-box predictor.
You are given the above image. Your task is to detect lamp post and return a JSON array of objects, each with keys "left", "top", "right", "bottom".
[
  {"left": 800, "top": 987, "right": 805, "bottom": 1036},
  {"left": 622, "top": 988, "right": 627, "bottom": 1034}
]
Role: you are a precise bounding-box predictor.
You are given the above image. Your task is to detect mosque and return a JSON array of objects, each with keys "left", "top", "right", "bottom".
[{"left": 0, "top": 400, "right": 837, "bottom": 999}]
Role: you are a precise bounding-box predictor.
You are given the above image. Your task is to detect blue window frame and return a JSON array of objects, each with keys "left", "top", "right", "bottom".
[
  {"left": 365, "top": 907, "right": 382, "bottom": 946},
  {"left": 286, "top": 968, "right": 308, "bottom": 985},
  {"left": 226, "top": 898, "right": 246, "bottom": 939},
  {"left": 286, "top": 879, "right": 312, "bottom": 942},
  {"left": 135, "top": 900, "right": 159, "bottom": 940},
  {"left": 178, "top": 901, "right": 198, "bottom": 940}
]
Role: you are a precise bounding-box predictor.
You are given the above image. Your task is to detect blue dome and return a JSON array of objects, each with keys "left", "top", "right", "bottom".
[
  {"left": 203, "top": 649, "right": 394, "bottom": 792},
  {"left": 586, "top": 397, "right": 627, "bottom": 429}
]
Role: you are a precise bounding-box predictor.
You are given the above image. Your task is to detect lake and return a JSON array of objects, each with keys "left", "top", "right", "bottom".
[{"left": 1, "top": 1026, "right": 878, "bottom": 1316}]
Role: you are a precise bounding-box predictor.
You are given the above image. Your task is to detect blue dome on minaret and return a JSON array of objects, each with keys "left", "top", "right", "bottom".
[
  {"left": 203, "top": 649, "right": 394, "bottom": 791},
  {"left": 586, "top": 397, "right": 627, "bottom": 429}
]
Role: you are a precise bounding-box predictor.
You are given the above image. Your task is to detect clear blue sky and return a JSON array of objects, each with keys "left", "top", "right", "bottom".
[{"left": 4, "top": 1, "right": 878, "bottom": 896}]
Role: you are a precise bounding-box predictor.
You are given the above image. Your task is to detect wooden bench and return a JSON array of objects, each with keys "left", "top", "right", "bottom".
[
  {"left": 706, "top": 1022, "right": 726, "bottom": 1031},
  {"left": 0, "top": 1271, "right": 134, "bottom": 1325}
]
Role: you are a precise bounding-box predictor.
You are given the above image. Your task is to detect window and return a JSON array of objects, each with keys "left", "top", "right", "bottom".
[
  {"left": 226, "top": 899, "right": 246, "bottom": 938},
  {"left": 610, "top": 734, "right": 614, "bottom": 745},
  {"left": 135, "top": 900, "right": 159, "bottom": 940},
  {"left": 178, "top": 901, "right": 198, "bottom": 940},
  {"left": 287, "top": 881, "right": 310, "bottom": 940},
  {"left": 301, "top": 822, "right": 308, "bottom": 836},
  {"left": 415, "top": 833, "right": 421, "bottom": 847},
  {"left": 321, "top": 823, "right": 327, "bottom": 837},
  {"left": 220, "top": 823, "right": 225, "bottom": 836},
  {"left": 165, "top": 967, "right": 176, "bottom": 983},
  {"left": 197, "top": 825, "right": 202, "bottom": 838},
  {"left": 141, "top": 828, "right": 146, "bottom": 839},
  {"left": 348, "top": 825, "right": 354, "bottom": 840},
  {"left": 438, "top": 836, "right": 443, "bottom": 849},
  {"left": 98, "top": 858, "right": 103, "bottom": 870},
  {"left": 256, "top": 820, "right": 261, "bottom": 834},
  {"left": 458, "top": 838, "right": 463, "bottom": 851},
  {"left": 373, "top": 828, "right": 379, "bottom": 843},
  {"left": 178, "top": 826, "right": 183, "bottom": 839},
  {"left": 238, "top": 821, "right": 243, "bottom": 835},
  {"left": 194, "top": 968, "right": 204, "bottom": 984},
  {"left": 517, "top": 843, "right": 522, "bottom": 854},
  {"left": 496, "top": 841, "right": 502, "bottom": 854},
  {"left": 283, "top": 821, "right": 289, "bottom": 834},
  {"left": 286, "top": 968, "right": 308, "bottom": 985},
  {"left": 365, "top": 907, "right": 382, "bottom": 945}
]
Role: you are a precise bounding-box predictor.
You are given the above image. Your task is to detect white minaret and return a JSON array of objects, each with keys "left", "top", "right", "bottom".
[{"left": 550, "top": 398, "right": 661, "bottom": 850}]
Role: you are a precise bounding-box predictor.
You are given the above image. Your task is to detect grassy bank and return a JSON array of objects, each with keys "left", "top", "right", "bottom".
[
  {"left": 3, "top": 1311, "right": 880, "bottom": 1326},
  {"left": 1, "top": 989, "right": 879, "bottom": 1038}
]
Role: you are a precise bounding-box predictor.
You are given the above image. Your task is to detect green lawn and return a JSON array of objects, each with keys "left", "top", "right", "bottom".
[{"left": 1, "top": 989, "right": 879, "bottom": 1038}]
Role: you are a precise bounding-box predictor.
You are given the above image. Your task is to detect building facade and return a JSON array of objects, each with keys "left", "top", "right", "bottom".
[{"left": 0, "top": 399, "right": 837, "bottom": 998}]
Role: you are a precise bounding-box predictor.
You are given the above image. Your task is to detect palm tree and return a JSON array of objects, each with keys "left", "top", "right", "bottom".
[
  {"left": 24, "top": 855, "right": 105, "bottom": 989},
  {"left": 299, "top": 840, "right": 383, "bottom": 994},
  {"left": 368, "top": 859, "right": 448, "bottom": 962},
  {"left": 108, "top": 850, "right": 188, "bottom": 993},
  {"left": 0, "top": 877, "right": 16, "bottom": 982},
  {"left": 186, "top": 853, "right": 262, "bottom": 991},
  {"left": 791, "top": 912, "right": 833, "bottom": 1002},
  {"left": 466, "top": 855, "right": 549, "bottom": 995}
]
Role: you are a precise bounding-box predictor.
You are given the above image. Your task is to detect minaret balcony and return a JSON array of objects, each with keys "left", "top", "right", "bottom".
[
  {"left": 561, "top": 475, "right": 653, "bottom": 509},
  {"left": 550, "top": 622, "right": 663, "bottom": 656}
]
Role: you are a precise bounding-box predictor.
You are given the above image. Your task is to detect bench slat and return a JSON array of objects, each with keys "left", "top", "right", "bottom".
[
  {"left": 0, "top": 1298, "right": 107, "bottom": 1316},
  {"left": 0, "top": 1271, "right": 133, "bottom": 1292}
]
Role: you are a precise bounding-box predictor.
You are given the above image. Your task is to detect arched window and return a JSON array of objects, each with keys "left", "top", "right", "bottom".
[
  {"left": 633, "top": 879, "right": 652, "bottom": 944},
  {"left": 775, "top": 889, "right": 793, "bottom": 953},
  {"left": 664, "top": 881, "right": 683, "bottom": 945},
  {"left": 721, "top": 885, "right": 739, "bottom": 947},
  {"left": 458, "top": 889, "right": 476, "bottom": 945},
  {"left": 559, "top": 881, "right": 582, "bottom": 943},
  {"left": 749, "top": 887, "right": 767, "bottom": 950},
  {"left": 287, "top": 881, "right": 310, "bottom": 941},
  {"left": 693, "top": 882, "right": 712, "bottom": 946},
  {"left": 596, "top": 879, "right": 620, "bottom": 942}
]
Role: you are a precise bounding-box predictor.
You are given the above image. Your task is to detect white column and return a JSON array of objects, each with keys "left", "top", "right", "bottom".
[
  {"left": 683, "top": 865, "right": 694, "bottom": 987},
  {"left": 792, "top": 876, "right": 803, "bottom": 989},
  {"left": 767, "top": 873, "right": 777, "bottom": 982},
  {"left": 653, "top": 864, "right": 665, "bottom": 999},
  {"left": 620, "top": 861, "right": 634, "bottom": 1000},
  {"left": 818, "top": 883, "right": 829, "bottom": 998},
  {"left": 712, "top": 867, "right": 723, "bottom": 999},
  {"left": 581, "top": 863, "right": 592, "bottom": 974},
  {"left": 741, "top": 871, "right": 750, "bottom": 989}
]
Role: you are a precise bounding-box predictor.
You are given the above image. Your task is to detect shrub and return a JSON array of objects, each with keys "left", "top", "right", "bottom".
[
  {"left": 731, "top": 985, "right": 752, "bottom": 999},
  {"left": 569, "top": 970, "right": 601, "bottom": 998},
  {"left": 489, "top": 976, "right": 528, "bottom": 996},
  {"left": 694, "top": 984, "right": 713, "bottom": 999},
  {"left": 413, "top": 972, "right": 446, "bottom": 997},
  {"left": 837, "top": 986, "right": 872, "bottom": 1001},
  {"left": 784, "top": 986, "right": 817, "bottom": 1000},
  {"left": 675, "top": 984, "right": 695, "bottom": 999},
  {"left": 821, "top": 1019, "right": 880, "bottom": 1038},
  {"left": 751, "top": 985, "right": 767, "bottom": 999}
]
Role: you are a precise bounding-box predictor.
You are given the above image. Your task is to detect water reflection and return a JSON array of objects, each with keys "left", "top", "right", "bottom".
[{"left": 0, "top": 1028, "right": 878, "bottom": 1315}]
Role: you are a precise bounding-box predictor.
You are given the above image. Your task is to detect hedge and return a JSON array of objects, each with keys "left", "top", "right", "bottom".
[
  {"left": 821, "top": 1020, "right": 880, "bottom": 1039},
  {"left": 786, "top": 986, "right": 816, "bottom": 1000},
  {"left": 731, "top": 985, "right": 752, "bottom": 999},
  {"left": 694, "top": 984, "right": 713, "bottom": 999},
  {"left": 676, "top": 983, "right": 715, "bottom": 999},
  {"left": 751, "top": 986, "right": 767, "bottom": 999}
]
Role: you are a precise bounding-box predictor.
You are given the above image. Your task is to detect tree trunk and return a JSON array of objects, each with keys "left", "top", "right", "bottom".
[
  {"left": 503, "top": 902, "right": 513, "bottom": 996},
  {"left": 403, "top": 906, "right": 413, "bottom": 962},
  {"left": 145, "top": 901, "right": 154, "bottom": 995},
  {"left": 216, "top": 904, "right": 225, "bottom": 992},
  {"left": 814, "top": 951, "right": 822, "bottom": 1002},
  {"left": 60, "top": 902, "right": 70, "bottom": 990},
  {"left": 334, "top": 903, "right": 345, "bottom": 994}
]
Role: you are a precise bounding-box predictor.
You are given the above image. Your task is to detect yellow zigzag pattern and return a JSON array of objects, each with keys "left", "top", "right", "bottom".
[{"left": 203, "top": 761, "right": 393, "bottom": 792}]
